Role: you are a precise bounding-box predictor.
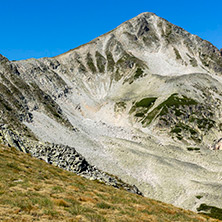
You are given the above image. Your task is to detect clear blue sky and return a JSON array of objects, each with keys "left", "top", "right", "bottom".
[{"left": 1, "top": 0, "right": 221, "bottom": 60}]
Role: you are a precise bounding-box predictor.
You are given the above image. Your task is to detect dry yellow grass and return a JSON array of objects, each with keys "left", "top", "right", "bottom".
[{"left": 0, "top": 144, "right": 220, "bottom": 222}]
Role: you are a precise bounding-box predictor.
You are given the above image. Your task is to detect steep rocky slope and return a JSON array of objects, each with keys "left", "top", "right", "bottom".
[{"left": 1, "top": 12, "right": 222, "bottom": 212}]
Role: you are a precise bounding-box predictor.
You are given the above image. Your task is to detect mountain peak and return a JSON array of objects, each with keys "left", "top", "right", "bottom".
[
  {"left": 134, "top": 11, "right": 157, "bottom": 18},
  {"left": 57, "top": 11, "right": 222, "bottom": 76}
]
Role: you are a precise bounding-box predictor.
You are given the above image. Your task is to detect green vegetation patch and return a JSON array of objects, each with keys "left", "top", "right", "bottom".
[
  {"left": 141, "top": 94, "right": 197, "bottom": 127},
  {"left": 133, "top": 67, "right": 144, "bottom": 80},
  {"left": 196, "top": 118, "right": 215, "bottom": 131},
  {"left": 135, "top": 97, "right": 157, "bottom": 108},
  {"left": 129, "top": 97, "right": 157, "bottom": 121},
  {"left": 131, "top": 93, "right": 215, "bottom": 143},
  {"left": 159, "top": 94, "right": 197, "bottom": 114},
  {"left": 96, "top": 202, "right": 113, "bottom": 209},
  {"left": 135, "top": 113, "right": 145, "bottom": 117},
  {"left": 165, "top": 23, "right": 172, "bottom": 38},
  {"left": 170, "top": 122, "right": 200, "bottom": 143},
  {"left": 106, "top": 51, "right": 115, "bottom": 72},
  {"left": 171, "top": 127, "right": 182, "bottom": 134},
  {"left": 173, "top": 47, "right": 182, "bottom": 60},
  {"left": 86, "top": 53, "right": 97, "bottom": 73},
  {"left": 114, "top": 69, "right": 122, "bottom": 81},
  {"left": 95, "top": 51, "right": 106, "bottom": 73},
  {"left": 187, "top": 147, "right": 200, "bottom": 151},
  {"left": 197, "top": 203, "right": 222, "bottom": 220}
]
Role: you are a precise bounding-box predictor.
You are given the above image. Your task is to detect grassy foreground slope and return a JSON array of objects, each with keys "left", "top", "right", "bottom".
[{"left": 0, "top": 145, "right": 219, "bottom": 222}]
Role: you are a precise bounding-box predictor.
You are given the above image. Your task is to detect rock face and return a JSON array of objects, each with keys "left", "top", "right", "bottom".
[{"left": 1, "top": 12, "right": 222, "bottom": 211}]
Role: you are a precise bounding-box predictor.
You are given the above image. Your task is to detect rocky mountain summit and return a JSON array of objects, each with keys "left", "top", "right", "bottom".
[{"left": 1, "top": 12, "right": 222, "bottom": 212}]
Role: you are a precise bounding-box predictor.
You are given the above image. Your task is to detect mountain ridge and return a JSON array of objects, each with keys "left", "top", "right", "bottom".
[{"left": 55, "top": 12, "right": 221, "bottom": 60}]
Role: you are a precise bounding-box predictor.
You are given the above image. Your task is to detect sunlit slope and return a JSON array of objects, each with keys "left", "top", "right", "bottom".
[{"left": 0, "top": 144, "right": 219, "bottom": 222}]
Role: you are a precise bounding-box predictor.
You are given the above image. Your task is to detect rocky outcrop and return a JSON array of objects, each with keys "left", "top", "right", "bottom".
[
  {"left": 211, "top": 138, "right": 222, "bottom": 150},
  {"left": 30, "top": 142, "right": 142, "bottom": 195},
  {"left": 0, "top": 124, "right": 142, "bottom": 195},
  {"left": 0, "top": 124, "right": 28, "bottom": 153},
  {"left": 129, "top": 92, "right": 219, "bottom": 144}
]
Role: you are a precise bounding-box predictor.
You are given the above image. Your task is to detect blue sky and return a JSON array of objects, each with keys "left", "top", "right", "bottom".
[{"left": 1, "top": 0, "right": 221, "bottom": 60}]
